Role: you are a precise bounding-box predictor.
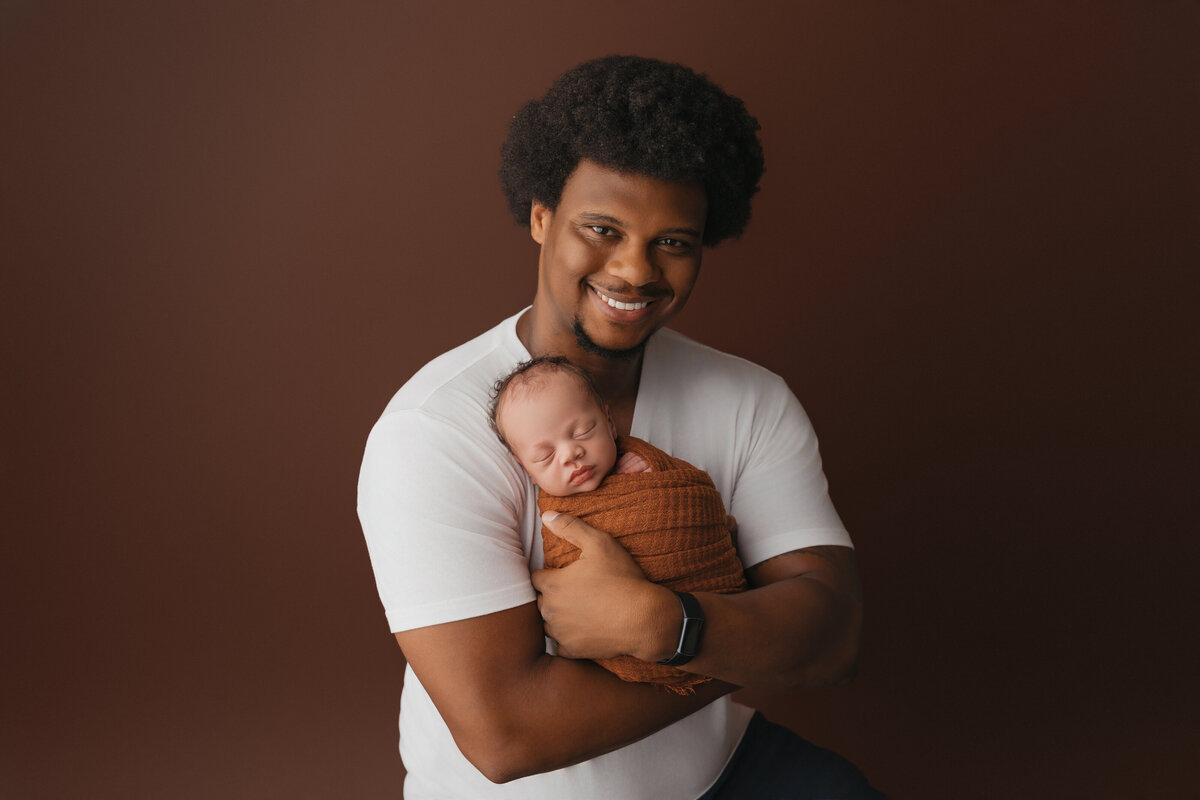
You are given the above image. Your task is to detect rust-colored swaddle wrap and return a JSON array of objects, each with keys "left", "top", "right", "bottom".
[{"left": 538, "top": 435, "right": 748, "bottom": 694}]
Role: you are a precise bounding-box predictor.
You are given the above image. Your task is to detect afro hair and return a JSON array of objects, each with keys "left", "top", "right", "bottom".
[{"left": 499, "top": 55, "right": 764, "bottom": 247}]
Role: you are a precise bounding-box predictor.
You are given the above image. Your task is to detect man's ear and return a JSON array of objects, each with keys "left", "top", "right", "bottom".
[{"left": 530, "top": 201, "right": 552, "bottom": 245}]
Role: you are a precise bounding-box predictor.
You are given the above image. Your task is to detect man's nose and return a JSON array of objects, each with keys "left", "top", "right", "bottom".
[{"left": 605, "top": 242, "right": 658, "bottom": 287}]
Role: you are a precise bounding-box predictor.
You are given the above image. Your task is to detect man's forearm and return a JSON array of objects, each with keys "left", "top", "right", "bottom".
[
  {"left": 535, "top": 515, "right": 864, "bottom": 695},
  {"left": 481, "top": 652, "right": 731, "bottom": 782},
  {"left": 629, "top": 547, "right": 863, "bottom": 692},
  {"left": 395, "top": 602, "right": 731, "bottom": 785}
]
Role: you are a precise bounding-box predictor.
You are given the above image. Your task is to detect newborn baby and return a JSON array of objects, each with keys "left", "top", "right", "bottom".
[
  {"left": 490, "top": 356, "right": 747, "bottom": 693},
  {"left": 491, "top": 357, "right": 648, "bottom": 494}
]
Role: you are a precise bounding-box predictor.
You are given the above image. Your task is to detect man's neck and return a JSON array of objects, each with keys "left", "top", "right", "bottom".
[
  {"left": 516, "top": 307, "right": 643, "bottom": 435},
  {"left": 585, "top": 358, "right": 641, "bottom": 436}
]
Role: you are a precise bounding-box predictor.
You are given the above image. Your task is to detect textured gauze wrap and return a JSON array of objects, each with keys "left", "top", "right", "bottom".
[{"left": 538, "top": 435, "right": 748, "bottom": 694}]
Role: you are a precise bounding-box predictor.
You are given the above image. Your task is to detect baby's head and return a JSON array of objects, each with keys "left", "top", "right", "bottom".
[{"left": 490, "top": 357, "right": 618, "bottom": 496}]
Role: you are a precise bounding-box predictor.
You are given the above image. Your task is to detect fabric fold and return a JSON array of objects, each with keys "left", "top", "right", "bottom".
[{"left": 539, "top": 435, "right": 748, "bottom": 693}]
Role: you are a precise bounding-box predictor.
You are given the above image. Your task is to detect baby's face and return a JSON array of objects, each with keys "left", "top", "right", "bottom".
[{"left": 498, "top": 371, "right": 618, "bottom": 496}]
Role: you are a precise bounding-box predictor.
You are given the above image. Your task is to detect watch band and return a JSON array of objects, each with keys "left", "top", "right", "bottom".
[{"left": 657, "top": 591, "right": 705, "bottom": 666}]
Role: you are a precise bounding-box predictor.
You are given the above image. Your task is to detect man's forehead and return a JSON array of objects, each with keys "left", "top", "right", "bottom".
[{"left": 561, "top": 160, "right": 707, "bottom": 226}]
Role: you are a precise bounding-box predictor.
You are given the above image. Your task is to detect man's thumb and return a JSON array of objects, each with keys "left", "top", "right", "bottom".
[{"left": 541, "top": 510, "right": 589, "bottom": 549}]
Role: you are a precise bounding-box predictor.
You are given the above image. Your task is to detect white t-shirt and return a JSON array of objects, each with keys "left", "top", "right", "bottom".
[{"left": 358, "top": 310, "right": 852, "bottom": 799}]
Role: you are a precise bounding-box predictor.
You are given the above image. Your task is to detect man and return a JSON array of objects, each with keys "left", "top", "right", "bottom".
[{"left": 358, "top": 55, "right": 883, "bottom": 799}]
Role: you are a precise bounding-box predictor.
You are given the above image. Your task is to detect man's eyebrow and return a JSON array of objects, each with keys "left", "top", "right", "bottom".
[
  {"left": 660, "top": 226, "right": 703, "bottom": 238},
  {"left": 577, "top": 212, "right": 701, "bottom": 238},
  {"left": 578, "top": 212, "right": 627, "bottom": 226}
]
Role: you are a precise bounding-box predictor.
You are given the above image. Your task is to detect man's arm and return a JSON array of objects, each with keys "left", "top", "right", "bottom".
[
  {"left": 677, "top": 545, "right": 861, "bottom": 689},
  {"left": 361, "top": 411, "right": 732, "bottom": 784},
  {"left": 394, "top": 600, "right": 730, "bottom": 784},
  {"left": 534, "top": 512, "right": 862, "bottom": 693}
]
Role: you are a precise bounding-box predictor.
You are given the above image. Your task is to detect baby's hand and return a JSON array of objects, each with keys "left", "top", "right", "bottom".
[{"left": 614, "top": 452, "right": 652, "bottom": 474}]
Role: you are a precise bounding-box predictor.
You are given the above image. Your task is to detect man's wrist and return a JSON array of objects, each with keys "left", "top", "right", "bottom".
[
  {"left": 657, "top": 591, "right": 705, "bottom": 666},
  {"left": 631, "top": 583, "right": 682, "bottom": 663}
]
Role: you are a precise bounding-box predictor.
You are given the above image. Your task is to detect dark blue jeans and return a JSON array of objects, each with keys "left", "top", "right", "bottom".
[{"left": 697, "top": 713, "right": 888, "bottom": 800}]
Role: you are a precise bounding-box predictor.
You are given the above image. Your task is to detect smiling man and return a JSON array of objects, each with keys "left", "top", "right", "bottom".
[
  {"left": 518, "top": 160, "right": 707, "bottom": 432},
  {"left": 358, "top": 56, "right": 885, "bottom": 799}
]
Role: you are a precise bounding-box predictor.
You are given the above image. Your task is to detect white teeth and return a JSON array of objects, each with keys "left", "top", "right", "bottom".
[{"left": 595, "top": 289, "right": 649, "bottom": 311}]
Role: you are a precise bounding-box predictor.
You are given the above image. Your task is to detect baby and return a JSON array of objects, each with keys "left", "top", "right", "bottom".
[
  {"left": 490, "top": 356, "right": 747, "bottom": 693},
  {"left": 490, "top": 356, "right": 649, "bottom": 495}
]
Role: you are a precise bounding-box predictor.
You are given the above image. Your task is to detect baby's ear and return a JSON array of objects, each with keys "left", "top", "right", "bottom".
[{"left": 605, "top": 408, "right": 618, "bottom": 440}]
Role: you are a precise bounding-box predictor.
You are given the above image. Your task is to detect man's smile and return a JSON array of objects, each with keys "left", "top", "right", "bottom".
[
  {"left": 592, "top": 287, "right": 652, "bottom": 311},
  {"left": 587, "top": 285, "right": 663, "bottom": 322}
]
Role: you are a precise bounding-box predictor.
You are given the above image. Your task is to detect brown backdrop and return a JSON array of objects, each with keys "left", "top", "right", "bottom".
[{"left": 4, "top": 2, "right": 1196, "bottom": 798}]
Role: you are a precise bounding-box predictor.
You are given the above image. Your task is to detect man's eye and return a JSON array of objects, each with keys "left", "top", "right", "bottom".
[
  {"left": 589, "top": 225, "right": 614, "bottom": 236},
  {"left": 659, "top": 237, "right": 689, "bottom": 249}
]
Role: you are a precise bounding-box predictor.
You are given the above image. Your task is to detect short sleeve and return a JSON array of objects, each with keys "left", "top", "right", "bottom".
[
  {"left": 357, "top": 410, "right": 537, "bottom": 632},
  {"left": 727, "top": 376, "right": 853, "bottom": 567}
]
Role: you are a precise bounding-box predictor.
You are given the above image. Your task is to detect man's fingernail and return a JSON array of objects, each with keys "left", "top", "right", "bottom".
[{"left": 541, "top": 510, "right": 559, "bottom": 524}]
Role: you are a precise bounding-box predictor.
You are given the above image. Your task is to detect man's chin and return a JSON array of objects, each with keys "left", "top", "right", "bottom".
[{"left": 573, "top": 319, "right": 647, "bottom": 362}]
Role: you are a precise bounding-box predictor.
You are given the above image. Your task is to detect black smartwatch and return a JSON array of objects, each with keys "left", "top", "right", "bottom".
[{"left": 657, "top": 591, "right": 705, "bottom": 666}]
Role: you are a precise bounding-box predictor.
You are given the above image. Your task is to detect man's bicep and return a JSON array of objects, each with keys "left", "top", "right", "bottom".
[
  {"left": 727, "top": 386, "right": 852, "bottom": 565},
  {"left": 746, "top": 545, "right": 862, "bottom": 599},
  {"left": 359, "top": 411, "right": 535, "bottom": 630}
]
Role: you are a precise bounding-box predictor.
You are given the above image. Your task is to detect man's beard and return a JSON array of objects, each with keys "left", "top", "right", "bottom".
[{"left": 573, "top": 318, "right": 645, "bottom": 362}]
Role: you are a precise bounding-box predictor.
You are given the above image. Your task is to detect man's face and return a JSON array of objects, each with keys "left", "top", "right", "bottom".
[
  {"left": 497, "top": 370, "right": 619, "bottom": 497},
  {"left": 529, "top": 160, "right": 707, "bottom": 359}
]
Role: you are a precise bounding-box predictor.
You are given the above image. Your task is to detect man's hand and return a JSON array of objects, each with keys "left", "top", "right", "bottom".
[{"left": 531, "top": 511, "right": 676, "bottom": 662}]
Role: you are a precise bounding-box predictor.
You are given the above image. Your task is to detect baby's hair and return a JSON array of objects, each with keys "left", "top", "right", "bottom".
[{"left": 489, "top": 356, "right": 607, "bottom": 451}]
